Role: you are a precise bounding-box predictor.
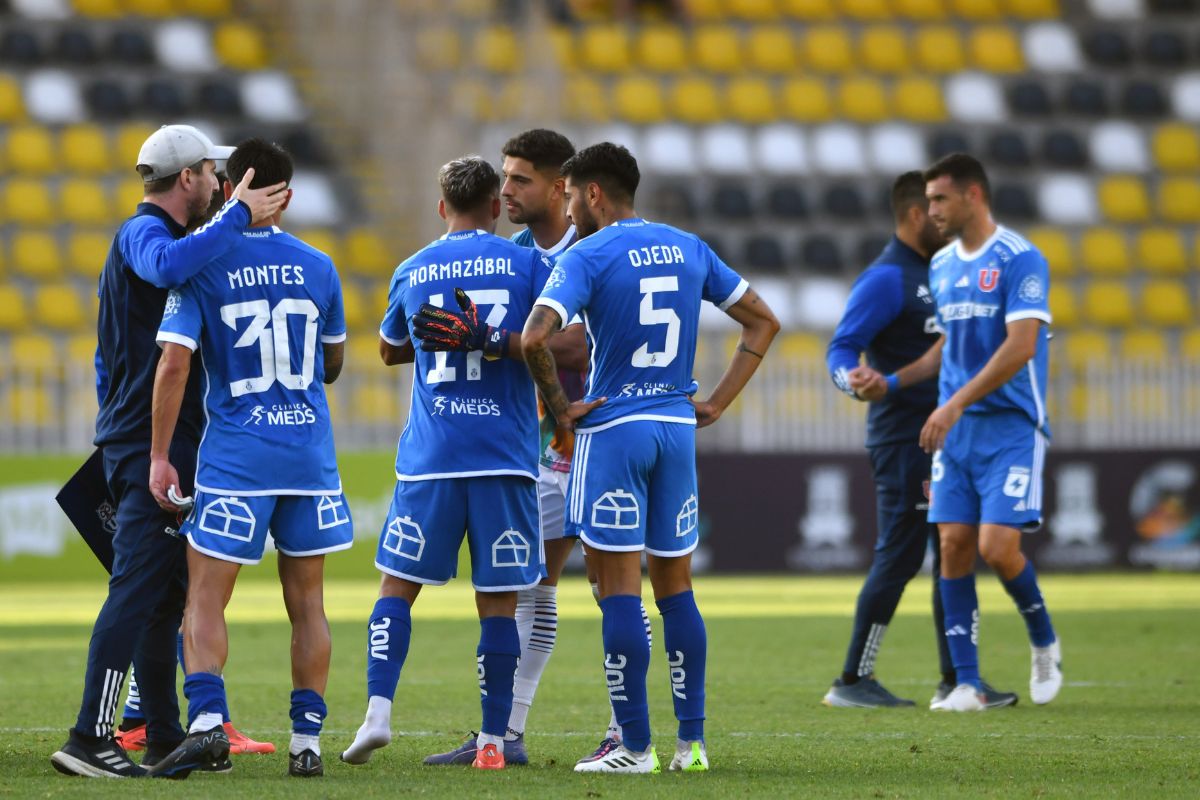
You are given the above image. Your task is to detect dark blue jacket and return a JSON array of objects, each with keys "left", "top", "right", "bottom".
[
  {"left": 826, "top": 236, "right": 941, "bottom": 448},
  {"left": 94, "top": 199, "right": 250, "bottom": 446}
]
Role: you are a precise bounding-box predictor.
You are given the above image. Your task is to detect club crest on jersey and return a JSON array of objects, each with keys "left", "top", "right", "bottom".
[
  {"left": 978, "top": 267, "right": 1000, "bottom": 292},
  {"left": 163, "top": 290, "right": 183, "bottom": 319}
]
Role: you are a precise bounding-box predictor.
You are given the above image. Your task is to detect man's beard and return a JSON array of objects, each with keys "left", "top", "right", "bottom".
[
  {"left": 573, "top": 208, "right": 599, "bottom": 238},
  {"left": 186, "top": 189, "right": 224, "bottom": 232}
]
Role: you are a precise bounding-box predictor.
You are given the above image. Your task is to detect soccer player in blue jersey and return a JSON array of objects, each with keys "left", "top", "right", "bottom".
[
  {"left": 340, "top": 156, "right": 596, "bottom": 771},
  {"left": 144, "top": 139, "right": 352, "bottom": 777},
  {"left": 824, "top": 172, "right": 1017, "bottom": 710},
  {"left": 522, "top": 143, "right": 781, "bottom": 773},
  {"left": 885, "top": 154, "right": 1061, "bottom": 712}
]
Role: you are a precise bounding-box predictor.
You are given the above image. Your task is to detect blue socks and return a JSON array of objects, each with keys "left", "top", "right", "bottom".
[
  {"left": 939, "top": 574, "right": 981, "bottom": 690},
  {"left": 177, "top": 631, "right": 231, "bottom": 723},
  {"left": 1002, "top": 561, "right": 1056, "bottom": 647},
  {"left": 477, "top": 616, "right": 520, "bottom": 738},
  {"left": 657, "top": 590, "right": 707, "bottom": 743},
  {"left": 600, "top": 595, "right": 652, "bottom": 752},
  {"left": 183, "top": 672, "right": 226, "bottom": 730},
  {"left": 290, "top": 688, "right": 326, "bottom": 735},
  {"left": 366, "top": 597, "right": 412, "bottom": 702}
]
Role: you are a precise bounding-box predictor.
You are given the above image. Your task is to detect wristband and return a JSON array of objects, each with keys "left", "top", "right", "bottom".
[
  {"left": 482, "top": 327, "right": 508, "bottom": 359},
  {"left": 885, "top": 374, "right": 900, "bottom": 394}
]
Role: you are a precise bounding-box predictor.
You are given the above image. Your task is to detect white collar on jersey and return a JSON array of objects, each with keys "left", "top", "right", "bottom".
[
  {"left": 438, "top": 228, "right": 488, "bottom": 241},
  {"left": 953, "top": 222, "right": 1004, "bottom": 262},
  {"left": 535, "top": 224, "right": 576, "bottom": 257}
]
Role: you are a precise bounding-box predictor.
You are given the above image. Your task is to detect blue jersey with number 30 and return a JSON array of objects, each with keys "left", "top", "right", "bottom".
[
  {"left": 380, "top": 230, "right": 551, "bottom": 481},
  {"left": 156, "top": 226, "right": 347, "bottom": 495},
  {"left": 535, "top": 218, "right": 748, "bottom": 433}
]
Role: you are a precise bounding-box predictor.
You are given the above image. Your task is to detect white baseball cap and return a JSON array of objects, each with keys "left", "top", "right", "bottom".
[{"left": 136, "top": 124, "right": 235, "bottom": 181}]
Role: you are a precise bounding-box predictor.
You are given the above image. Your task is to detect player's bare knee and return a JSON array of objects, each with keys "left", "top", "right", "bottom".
[{"left": 476, "top": 589, "right": 517, "bottom": 618}]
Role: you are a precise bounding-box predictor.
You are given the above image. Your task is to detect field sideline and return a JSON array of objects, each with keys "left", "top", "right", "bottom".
[{"left": 1, "top": 572, "right": 1197, "bottom": 798}]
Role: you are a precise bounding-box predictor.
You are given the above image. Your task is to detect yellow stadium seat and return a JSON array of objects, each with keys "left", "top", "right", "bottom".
[
  {"left": 1135, "top": 228, "right": 1187, "bottom": 274},
  {"left": 0, "top": 285, "right": 28, "bottom": 332},
  {"left": 685, "top": 0, "right": 725, "bottom": 19},
  {"left": 1079, "top": 228, "right": 1130, "bottom": 275},
  {"left": 1152, "top": 124, "right": 1200, "bottom": 173},
  {"left": 1100, "top": 176, "right": 1151, "bottom": 222},
  {"left": 71, "top": 0, "right": 122, "bottom": 17},
  {"left": 1, "top": 386, "right": 54, "bottom": 426},
  {"left": 116, "top": 176, "right": 151, "bottom": 216},
  {"left": 893, "top": 75, "right": 946, "bottom": 122},
  {"left": 1181, "top": 328, "right": 1200, "bottom": 360},
  {"left": 1119, "top": 331, "right": 1168, "bottom": 366},
  {"left": 67, "top": 230, "right": 112, "bottom": 277},
  {"left": 914, "top": 26, "right": 965, "bottom": 73},
  {"left": 1048, "top": 284, "right": 1078, "bottom": 328},
  {"left": 1140, "top": 280, "right": 1192, "bottom": 328},
  {"left": 182, "top": 0, "right": 235, "bottom": 16},
  {"left": 1062, "top": 329, "right": 1109, "bottom": 371},
  {"left": 613, "top": 75, "right": 667, "bottom": 124},
  {"left": 859, "top": 27, "right": 910, "bottom": 73},
  {"left": 60, "top": 124, "right": 111, "bottom": 175},
  {"left": 837, "top": 76, "right": 889, "bottom": 123},
  {"left": 4, "top": 178, "right": 56, "bottom": 225},
  {"left": 1083, "top": 280, "right": 1135, "bottom": 327},
  {"left": 562, "top": 75, "right": 610, "bottom": 122},
  {"left": 727, "top": 77, "right": 778, "bottom": 124},
  {"left": 670, "top": 76, "right": 722, "bottom": 124},
  {"left": 746, "top": 27, "right": 798, "bottom": 74},
  {"left": 778, "top": 332, "right": 824, "bottom": 361},
  {"left": 841, "top": 0, "right": 892, "bottom": 19},
  {"left": 547, "top": 26, "right": 576, "bottom": 72},
  {"left": 34, "top": 284, "right": 87, "bottom": 331},
  {"left": 1005, "top": 0, "right": 1059, "bottom": 15},
  {"left": 693, "top": 26, "right": 743, "bottom": 73},
  {"left": 1027, "top": 227, "right": 1073, "bottom": 276},
  {"left": 581, "top": 25, "right": 632, "bottom": 73},
  {"left": 8, "top": 333, "right": 59, "bottom": 374},
  {"left": 214, "top": 22, "right": 270, "bottom": 70},
  {"left": 115, "top": 123, "right": 157, "bottom": 171},
  {"left": 782, "top": 77, "right": 834, "bottom": 122},
  {"left": 124, "top": 0, "right": 176, "bottom": 15},
  {"left": 804, "top": 27, "right": 855, "bottom": 73},
  {"left": 295, "top": 229, "right": 342, "bottom": 265},
  {"left": 1158, "top": 178, "right": 1200, "bottom": 223},
  {"left": 0, "top": 74, "right": 25, "bottom": 123},
  {"left": 12, "top": 231, "right": 64, "bottom": 280},
  {"left": 415, "top": 26, "right": 461, "bottom": 71},
  {"left": 969, "top": 25, "right": 1024, "bottom": 73},
  {"left": 6, "top": 126, "right": 56, "bottom": 174},
  {"left": 66, "top": 333, "right": 98, "bottom": 369},
  {"left": 780, "top": 0, "right": 837, "bottom": 18},
  {"left": 728, "top": 0, "right": 782, "bottom": 20},
  {"left": 347, "top": 335, "right": 382, "bottom": 372},
  {"left": 344, "top": 229, "right": 392, "bottom": 277},
  {"left": 1067, "top": 384, "right": 1112, "bottom": 421},
  {"left": 635, "top": 26, "right": 688, "bottom": 73},
  {"left": 475, "top": 26, "right": 521, "bottom": 73},
  {"left": 894, "top": 0, "right": 948, "bottom": 17},
  {"left": 450, "top": 0, "right": 496, "bottom": 19},
  {"left": 340, "top": 281, "right": 367, "bottom": 332},
  {"left": 60, "top": 178, "right": 114, "bottom": 225},
  {"left": 950, "top": 0, "right": 1003, "bottom": 18},
  {"left": 352, "top": 384, "right": 398, "bottom": 424}
]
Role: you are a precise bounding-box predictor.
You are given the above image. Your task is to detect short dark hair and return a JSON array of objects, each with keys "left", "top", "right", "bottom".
[
  {"left": 137, "top": 158, "right": 205, "bottom": 195},
  {"left": 501, "top": 128, "right": 575, "bottom": 174},
  {"left": 560, "top": 142, "right": 640, "bottom": 205},
  {"left": 923, "top": 152, "right": 990, "bottom": 203},
  {"left": 438, "top": 155, "right": 500, "bottom": 213},
  {"left": 890, "top": 170, "right": 928, "bottom": 221},
  {"left": 226, "top": 138, "right": 293, "bottom": 190}
]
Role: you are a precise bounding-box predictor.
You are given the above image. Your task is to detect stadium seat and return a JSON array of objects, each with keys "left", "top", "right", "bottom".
[
  {"left": 841, "top": 0, "right": 892, "bottom": 19},
  {"left": 1083, "top": 280, "right": 1135, "bottom": 327},
  {"left": 727, "top": 77, "right": 778, "bottom": 124},
  {"left": 635, "top": 26, "right": 688, "bottom": 73},
  {"left": 1064, "top": 79, "right": 1109, "bottom": 117},
  {"left": 1062, "top": 330, "right": 1110, "bottom": 371},
  {"left": 1158, "top": 178, "right": 1200, "bottom": 222},
  {"left": 746, "top": 27, "right": 798, "bottom": 74},
  {"left": 1140, "top": 280, "right": 1192, "bottom": 327},
  {"left": 414, "top": 26, "right": 460, "bottom": 71},
  {"left": 1042, "top": 129, "right": 1088, "bottom": 168},
  {"left": 4, "top": 178, "right": 55, "bottom": 225},
  {"left": 1027, "top": 227, "right": 1074, "bottom": 276},
  {"left": 670, "top": 76, "right": 722, "bottom": 124},
  {"left": 1181, "top": 328, "right": 1200, "bottom": 360},
  {"left": 240, "top": 72, "right": 305, "bottom": 123},
  {"left": 67, "top": 230, "right": 111, "bottom": 277},
  {"left": 1090, "top": 121, "right": 1149, "bottom": 172},
  {"left": 1171, "top": 72, "right": 1200, "bottom": 122},
  {"left": 1143, "top": 30, "right": 1188, "bottom": 67},
  {"left": 155, "top": 20, "right": 219, "bottom": 73},
  {"left": 34, "top": 284, "right": 87, "bottom": 331},
  {"left": 800, "top": 235, "right": 844, "bottom": 273},
  {"left": 0, "top": 285, "right": 29, "bottom": 332},
  {"left": 867, "top": 124, "right": 925, "bottom": 173},
  {"left": 855, "top": 232, "right": 891, "bottom": 266},
  {"left": 12, "top": 230, "right": 63, "bottom": 279},
  {"left": 928, "top": 129, "right": 970, "bottom": 160},
  {"left": 108, "top": 28, "right": 154, "bottom": 65},
  {"left": 7, "top": 333, "right": 58, "bottom": 375},
  {"left": 1079, "top": 227, "right": 1131, "bottom": 274},
  {"left": 1021, "top": 23, "right": 1078, "bottom": 73},
  {"left": 1121, "top": 80, "right": 1168, "bottom": 118},
  {"left": 780, "top": 0, "right": 837, "bottom": 17},
  {"left": 295, "top": 229, "right": 342, "bottom": 266},
  {"left": 987, "top": 130, "right": 1032, "bottom": 168},
  {"left": 1136, "top": 228, "right": 1187, "bottom": 273},
  {"left": 804, "top": 26, "right": 855, "bottom": 73},
  {"left": 183, "top": 0, "right": 235, "bottom": 16},
  {"left": 945, "top": 73, "right": 1005, "bottom": 122},
  {"left": 1083, "top": 28, "right": 1133, "bottom": 67},
  {"left": 351, "top": 384, "right": 397, "bottom": 424},
  {"left": 712, "top": 184, "right": 755, "bottom": 220},
  {"left": 214, "top": 22, "right": 269, "bottom": 70},
  {"left": 114, "top": 122, "right": 156, "bottom": 168},
  {"left": 56, "top": 27, "right": 99, "bottom": 65},
  {"left": 812, "top": 123, "right": 867, "bottom": 174},
  {"left": 345, "top": 335, "right": 381, "bottom": 373},
  {"left": 0, "top": 74, "right": 26, "bottom": 122},
  {"left": 1120, "top": 330, "right": 1170, "bottom": 361},
  {"left": 726, "top": 0, "right": 783, "bottom": 20},
  {"left": 893, "top": 75, "right": 946, "bottom": 122},
  {"left": 643, "top": 125, "right": 697, "bottom": 175},
  {"left": 475, "top": 26, "right": 521, "bottom": 73},
  {"left": 754, "top": 124, "right": 810, "bottom": 174},
  {"left": 0, "top": 27, "right": 41, "bottom": 64},
  {"left": 649, "top": 183, "right": 697, "bottom": 221},
  {"left": 126, "top": 0, "right": 178, "bottom": 15},
  {"left": 1152, "top": 123, "right": 1200, "bottom": 172},
  {"left": 765, "top": 184, "right": 808, "bottom": 219},
  {"left": 196, "top": 78, "right": 242, "bottom": 117},
  {"left": 613, "top": 75, "right": 666, "bottom": 124},
  {"left": 1098, "top": 175, "right": 1151, "bottom": 222},
  {"left": 1, "top": 386, "right": 55, "bottom": 426},
  {"left": 343, "top": 229, "right": 392, "bottom": 277},
  {"left": 113, "top": 175, "right": 148, "bottom": 214},
  {"left": 914, "top": 26, "right": 965, "bottom": 73},
  {"left": 339, "top": 280, "right": 367, "bottom": 332},
  {"left": 562, "top": 75, "right": 609, "bottom": 122},
  {"left": 859, "top": 26, "right": 910, "bottom": 73},
  {"left": 692, "top": 25, "right": 743, "bottom": 73},
  {"left": 84, "top": 79, "right": 133, "bottom": 120},
  {"left": 60, "top": 178, "right": 113, "bottom": 225},
  {"left": 1008, "top": 80, "right": 1051, "bottom": 116},
  {"left": 700, "top": 124, "right": 755, "bottom": 174},
  {"left": 837, "top": 76, "right": 889, "bottom": 123},
  {"left": 744, "top": 235, "right": 787, "bottom": 272},
  {"left": 781, "top": 77, "right": 834, "bottom": 122},
  {"left": 142, "top": 79, "right": 187, "bottom": 116},
  {"left": 969, "top": 26, "right": 1024, "bottom": 73},
  {"left": 284, "top": 129, "right": 329, "bottom": 167},
  {"left": 951, "top": 0, "right": 1003, "bottom": 17},
  {"left": 823, "top": 183, "right": 866, "bottom": 219},
  {"left": 992, "top": 184, "right": 1036, "bottom": 221},
  {"left": 1037, "top": 174, "right": 1097, "bottom": 225},
  {"left": 1048, "top": 283, "right": 1079, "bottom": 328},
  {"left": 66, "top": 333, "right": 98, "bottom": 370},
  {"left": 6, "top": 125, "right": 56, "bottom": 174},
  {"left": 1087, "top": 0, "right": 1142, "bottom": 18}
]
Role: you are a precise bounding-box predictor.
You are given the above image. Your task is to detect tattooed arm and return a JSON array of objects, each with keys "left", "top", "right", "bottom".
[
  {"left": 522, "top": 305, "right": 605, "bottom": 428},
  {"left": 692, "top": 287, "right": 781, "bottom": 428}
]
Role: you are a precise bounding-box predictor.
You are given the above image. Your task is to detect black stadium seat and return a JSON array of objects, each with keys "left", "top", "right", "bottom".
[
  {"left": 1008, "top": 80, "right": 1051, "bottom": 116},
  {"left": 744, "top": 235, "right": 786, "bottom": 272},
  {"left": 765, "top": 184, "right": 807, "bottom": 219},
  {"left": 855, "top": 232, "right": 892, "bottom": 267},
  {"left": 987, "top": 130, "right": 1032, "bottom": 168},
  {"left": 992, "top": 184, "right": 1036, "bottom": 221},
  {"left": 85, "top": 79, "right": 132, "bottom": 119},
  {"left": 928, "top": 129, "right": 971, "bottom": 161},
  {"left": 1064, "top": 79, "right": 1109, "bottom": 116},
  {"left": 801, "top": 235, "right": 843, "bottom": 274},
  {"left": 698, "top": 232, "right": 727, "bottom": 263},
  {"left": 1083, "top": 29, "right": 1132, "bottom": 68},
  {"left": 110, "top": 29, "right": 154, "bottom": 65},
  {"left": 648, "top": 183, "right": 696, "bottom": 221},
  {"left": 1143, "top": 30, "right": 1188, "bottom": 68},
  {"left": 1147, "top": 0, "right": 1197, "bottom": 11},
  {"left": 1042, "top": 129, "right": 1088, "bottom": 168},
  {"left": 822, "top": 185, "right": 865, "bottom": 220},
  {"left": 1121, "top": 80, "right": 1168, "bottom": 117},
  {"left": 197, "top": 79, "right": 243, "bottom": 116},
  {"left": 712, "top": 184, "right": 754, "bottom": 220},
  {"left": 0, "top": 28, "right": 42, "bottom": 64},
  {"left": 56, "top": 28, "right": 98, "bottom": 64},
  {"left": 143, "top": 79, "right": 187, "bottom": 116}
]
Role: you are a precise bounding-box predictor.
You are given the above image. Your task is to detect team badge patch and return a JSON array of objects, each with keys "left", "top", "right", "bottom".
[{"left": 1018, "top": 275, "right": 1045, "bottom": 303}]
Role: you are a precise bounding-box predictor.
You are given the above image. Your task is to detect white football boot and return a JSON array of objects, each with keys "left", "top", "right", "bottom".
[
  {"left": 930, "top": 683, "right": 985, "bottom": 712},
  {"left": 573, "top": 744, "right": 660, "bottom": 774},
  {"left": 1030, "top": 639, "right": 1063, "bottom": 705},
  {"left": 668, "top": 739, "right": 708, "bottom": 772}
]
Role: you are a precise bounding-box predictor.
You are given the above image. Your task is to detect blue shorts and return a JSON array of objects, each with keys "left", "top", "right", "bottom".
[
  {"left": 928, "top": 411, "right": 1047, "bottom": 530},
  {"left": 183, "top": 491, "right": 354, "bottom": 565},
  {"left": 566, "top": 419, "right": 699, "bottom": 556},
  {"left": 375, "top": 475, "right": 542, "bottom": 592}
]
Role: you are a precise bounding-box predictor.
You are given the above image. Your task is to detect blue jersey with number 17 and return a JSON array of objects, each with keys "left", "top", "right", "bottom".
[
  {"left": 535, "top": 218, "right": 748, "bottom": 433},
  {"left": 380, "top": 230, "right": 552, "bottom": 480},
  {"left": 156, "top": 226, "right": 346, "bottom": 495}
]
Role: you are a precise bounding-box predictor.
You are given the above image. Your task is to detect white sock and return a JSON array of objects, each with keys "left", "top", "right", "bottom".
[
  {"left": 189, "top": 712, "right": 223, "bottom": 734},
  {"left": 340, "top": 696, "right": 392, "bottom": 764},
  {"left": 508, "top": 584, "right": 559, "bottom": 736},
  {"left": 290, "top": 733, "right": 320, "bottom": 757},
  {"left": 477, "top": 731, "right": 504, "bottom": 750}
]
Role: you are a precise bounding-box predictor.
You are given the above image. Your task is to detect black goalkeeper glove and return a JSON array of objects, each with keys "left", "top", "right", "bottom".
[{"left": 411, "top": 287, "right": 508, "bottom": 358}]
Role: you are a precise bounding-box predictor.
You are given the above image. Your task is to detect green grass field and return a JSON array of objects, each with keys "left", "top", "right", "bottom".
[{"left": 2, "top": 570, "right": 1198, "bottom": 799}]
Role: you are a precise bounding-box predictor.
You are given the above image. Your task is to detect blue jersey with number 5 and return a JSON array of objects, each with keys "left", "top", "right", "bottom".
[
  {"left": 380, "top": 230, "right": 551, "bottom": 480},
  {"left": 156, "top": 226, "right": 346, "bottom": 495},
  {"left": 535, "top": 218, "right": 747, "bottom": 433}
]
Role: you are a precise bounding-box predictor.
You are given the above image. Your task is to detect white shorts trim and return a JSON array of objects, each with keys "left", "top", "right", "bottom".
[
  {"left": 579, "top": 531, "right": 644, "bottom": 553},
  {"left": 645, "top": 539, "right": 699, "bottom": 558},
  {"left": 472, "top": 578, "right": 543, "bottom": 593},
  {"left": 374, "top": 561, "right": 450, "bottom": 586},
  {"left": 194, "top": 482, "right": 344, "bottom": 497},
  {"left": 396, "top": 469, "right": 536, "bottom": 481},
  {"left": 575, "top": 414, "right": 696, "bottom": 435},
  {"left": 276, "top": 539, "right": 354, "bottom": 558},
  {"left": 186, "top": 533, "right": 262, "bottom": 566}
]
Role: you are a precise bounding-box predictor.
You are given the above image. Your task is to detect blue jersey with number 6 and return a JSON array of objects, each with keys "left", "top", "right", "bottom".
[
  {"left": 379, "top": 229, "right": 551, "bottom": 480},
  {"left": 535, "top": 218, "right": 747, "bottom": 433},
  {"left": 156, "top": 226, "right": 346, "bottom": 495}
]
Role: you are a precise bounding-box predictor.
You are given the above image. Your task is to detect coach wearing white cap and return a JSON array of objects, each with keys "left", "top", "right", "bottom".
[{"left": 51, "top": 125, "right": 288, "bottom": 778}]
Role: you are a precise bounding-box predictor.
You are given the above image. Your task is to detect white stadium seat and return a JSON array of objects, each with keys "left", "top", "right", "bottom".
[
  {"left": 945, "top": 73, "right": 1006, "bottom": 123},
  {"left": 1086, "top": 0, "right": 1144, "bottom": 18},
  {"left": 285, "top": 171, "right": 341, "bottom": 225},
  {"left": 811, "top": 123, "right": 867, "bottom": 175},
  {"left": 12, "top": 0, "right": 70, "bottom": 20},
  {"left": 1171, "top": 72, "right": 1200, "bottom": 122},
  {"left": 1023, "top": 23, "right": 1083, "bottom": 74},
  {"left": 795, "top": 278, "right": 850, "bottom": 330},
  {"left": 698, "top": 125, "right": 754, "bottom": 175},
  {"left": 591, "top": 123, "right": 640, "bottom": 159},
  {"left": 155, "top": 21, "right": 218, "bottom": 73},
  {"left": 1037, "top": 174, "right": 1098, "bottom": 225},
  {"left": 240, "top": 71, "right": 306, "bottom": 122},
  {"left": 1090, "top": 121, "right": 1149, "bottom": 172},
  {"left": 867, "top": 124, "right": 925, "bottom": 175},
  {"left": 753, "top": 124, "right": 809, "bottom": 175},
  {"left": 642, "top": 124, "right": 697, "bottom": 176},
  {"left": 23, "top": 69, "right": 84, "bottom": 124}
]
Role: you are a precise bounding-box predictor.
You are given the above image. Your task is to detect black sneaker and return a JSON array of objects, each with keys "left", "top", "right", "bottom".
[
  {"left": 289, "top": 749, "right": 324, "bottom": 777},
  {"left": 930, "top": 679, "right": 1019, "bottom": 709},
  {"left": 146, "top": 727, "right": 230, "bottom": 780},
  {"left": 143, "top": 742, "right": 232, "bottom": 773},
  {"left": 823, "top": 677, "right": 916, "bottom": 708},
  {"left": 51, "top": 731, "right": 147, "bottom": 778}
]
